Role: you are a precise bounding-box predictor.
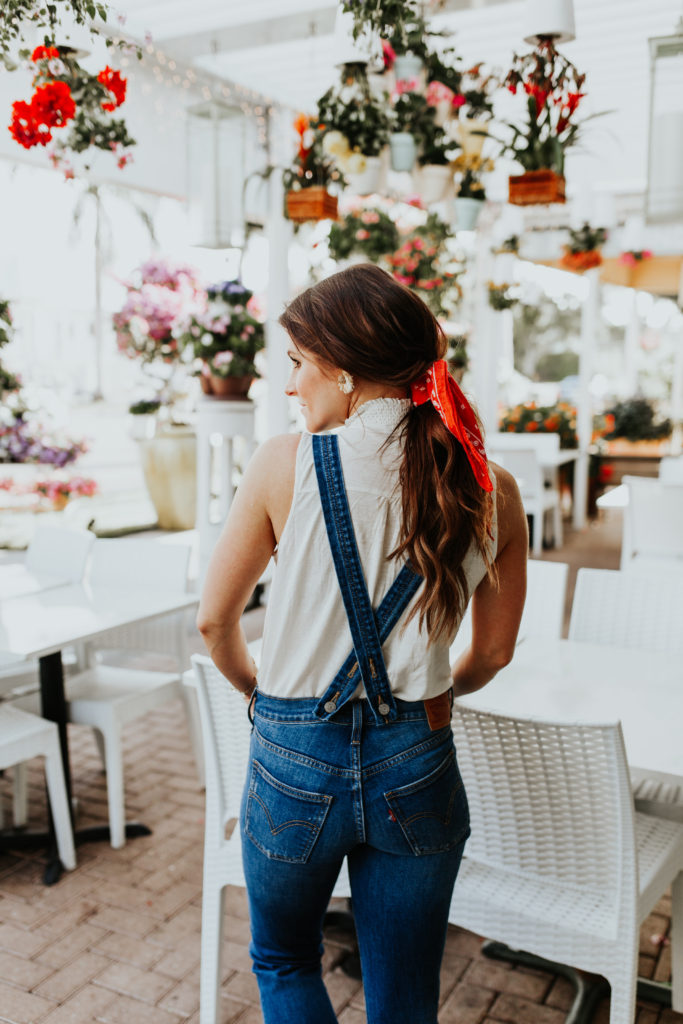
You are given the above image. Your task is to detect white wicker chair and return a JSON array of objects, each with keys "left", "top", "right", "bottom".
[
  {"left": 62, "top": 538, "right": 200, "bottom": 848},
  {"left": 449, "top": 704, "right": 683, "bottom": 1024},
  {"left": 190, "top": 653, "right": 350, "bottom": 1024},
  {"left": 0, "top": 705, "right": 76, "bottom": 870},
  {"left": 620, "top": 475, "right": 683, "bottom": 569},
  {"left": 450, "top": 559, "right": 568, "bottom": 660},
  {"left": 569, "top": 566, "right": 683, "bottom": 823}
]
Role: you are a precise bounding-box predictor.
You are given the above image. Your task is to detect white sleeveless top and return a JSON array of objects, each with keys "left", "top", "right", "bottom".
[{"left": 257, "top": 397, "right": 498, "bottom": 702}]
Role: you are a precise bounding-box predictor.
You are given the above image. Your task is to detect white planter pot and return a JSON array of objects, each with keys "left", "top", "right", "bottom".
[
  {"left": 345, "top": 155, "right": 382, "bottom": 196},
  {"left": 389, "top": 132, "right": 417, "bottom": 172},
  {"left": 454, "top": 197, "right": 484, "bottom": 231},
  {"left": 419, "top": 164, "right": 453, "bottom": 205},
  {"left": 137, "top": 427, "right": 196, "bottom": 531},
  {"left": 456, "top": 117, "right": 489, "bottom": 159},
  {"left": 523, "top": 0, "right": 576, "bottom": 44},
  {"left": 394, "top": 53, "right": 424, "bottom": 83}
]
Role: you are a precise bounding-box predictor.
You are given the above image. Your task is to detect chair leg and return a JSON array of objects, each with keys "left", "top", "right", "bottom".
[
  {"left": 94, "top": 729, "right": 106, "bottom": 772},
  {"left": 672, "top": 871, "right": 683, "bottom": 1012},
  {"left": 200, "top": 876, "right": 226, "bottom": 1024},
  {"left": 13, "top": 762, "right": 28, "bottom": 827},
  {"left": 100, "top": 722, "right": 126, "bottom": 849},
  {"left": 181, "top": 684, "right": 206, "bottom": 790},
  {"left": 553, "top": 500, "right": 563, "bottom": 550},
  {"left": 43, "top": 746, "right": 76, "bottom": 871}
]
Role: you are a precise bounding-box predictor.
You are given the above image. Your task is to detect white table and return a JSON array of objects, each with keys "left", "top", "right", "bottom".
[
  {"left": 0, "top": 583, "right": 199, "bottom": 881},
  {"left": 0, "top": 564, "right": 69, "bottom": 601},
  {"left": 458, "top": 637, "right": 683, "bottom": 777}
]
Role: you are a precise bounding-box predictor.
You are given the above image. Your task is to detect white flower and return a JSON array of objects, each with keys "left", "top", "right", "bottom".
[
  {"left": 345, "top": 152, "right": 368, "bottom": 175},
  {"left": 302, "top": 129, "right": 314, "bottom": 149},
  {"left": 322, "top": 131, "right": 350, "bottom": 158}
]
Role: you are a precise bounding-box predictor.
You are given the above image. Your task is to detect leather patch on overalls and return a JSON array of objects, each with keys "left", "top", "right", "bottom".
[{"left": 424, "top": 689, "right": 452, "bottom": 731}]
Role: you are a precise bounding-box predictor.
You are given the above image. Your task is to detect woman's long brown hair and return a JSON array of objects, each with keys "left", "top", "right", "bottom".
[{"left": 279, "top": 264, "right": 496, "bottom": 642}]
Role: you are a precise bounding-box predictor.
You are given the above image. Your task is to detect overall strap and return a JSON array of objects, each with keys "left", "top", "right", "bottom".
[{"left": 312, "top": 433, "right": 408, "bottom": 725}]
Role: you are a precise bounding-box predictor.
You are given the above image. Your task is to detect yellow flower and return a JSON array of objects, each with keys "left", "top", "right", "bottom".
[{"left": 322, "top": 131, "right": 350, "bottom": 158}]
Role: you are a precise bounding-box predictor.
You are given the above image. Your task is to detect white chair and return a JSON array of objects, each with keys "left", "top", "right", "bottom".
[
  {"left": 495, "top": 448, "right": 562, "bottom": 556},
  {"left": 659, "top": 456, "right": 683, "bottom": 484},
  {"left": 569, "top": 566, "right": 683, "bottom": 822},
  {"left": 449, "top": 704, "right": 683, "bottom": 1024},
  {"left": 450, "top": 558, "right": 568, "bottom": 660},
  {"left": 489, "top": 430, "right": 561, "bottom": 461},
  {"left": 620, "top": 475, "right": 683, "bottom": 569},
  {"left": 63, "top": 538, "right": 200, "bottom": 848},
  {"left": 191, "top": 653, "right": 350, "bottom": 1024},
  {"left": 0, "top": 705, "right": 76, "bottom": 870}
]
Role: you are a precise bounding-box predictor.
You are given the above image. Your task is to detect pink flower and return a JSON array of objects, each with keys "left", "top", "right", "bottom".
[
  {"left": 405, "top": 194, "right": 424, "bottom": 208},
  {"left": 382, "top": 40, "right": 396, "bottom": 69},
  {"left": 619, "top": 252, "right": 636, "bottom": 266},
  {"left": 392, "top": 77, "right": 420, "bottom": 99},
  {"left": 361, "top": 210, "right": 380, "bottom": 224},
  {"left": 394, "top": 273, "right": 413, "bottom": 286},
  {"left": 451, "top": 93, "right": 466, "bottom": 108},
  {"left": 355, "top": 228, "right": 370, "bottom": 240},
  {"left": 425, "top": 81, "right": 454, "bottom": 107}
]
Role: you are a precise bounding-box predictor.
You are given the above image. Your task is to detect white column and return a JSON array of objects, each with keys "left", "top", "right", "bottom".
[
  {"left": 573, "top": 268, "right": 600, "bottom": 530},
  {"left": 623, "top": 289, "right": 640, "bottom": 396},
  {"left": 671, "top": 323, "right": 683, "bottom": 456},
  {"left": 266, "top": 109, "right": 294, "bottom": 438},
  {"left": 471, "top": 227, "right": 498, "bottom": 436}
]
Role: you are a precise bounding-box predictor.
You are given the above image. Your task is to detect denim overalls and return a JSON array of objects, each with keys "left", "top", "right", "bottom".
[{"left": 240, "top": 434, "right": 470, "bottom": 1024}]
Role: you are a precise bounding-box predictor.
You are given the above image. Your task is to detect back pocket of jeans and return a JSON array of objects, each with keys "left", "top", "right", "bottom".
[
  {"left": 244, "top": 759, "right": 332, "bottom": 864},
  {"left": 384, "top": 750, "right": 470, "bottom": 856}
]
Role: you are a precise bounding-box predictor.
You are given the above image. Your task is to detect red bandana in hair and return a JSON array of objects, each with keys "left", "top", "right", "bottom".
[{"left": 410, "top": 359, "right": 493, "bottom": 492}]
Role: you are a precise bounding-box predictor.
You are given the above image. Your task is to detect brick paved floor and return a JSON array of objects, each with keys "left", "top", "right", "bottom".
[{"left": 0, "top": 509, "right": 681, "bottom": 1023}]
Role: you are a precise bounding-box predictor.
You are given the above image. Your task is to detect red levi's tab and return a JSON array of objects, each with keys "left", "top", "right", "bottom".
[{"left": 410, "top": 359, "right": 493, "bottom": 493}]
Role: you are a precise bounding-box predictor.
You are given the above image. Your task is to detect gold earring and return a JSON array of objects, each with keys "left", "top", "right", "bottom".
[{"left": 337, "top": 371, "right": 354, "bottom": 395}]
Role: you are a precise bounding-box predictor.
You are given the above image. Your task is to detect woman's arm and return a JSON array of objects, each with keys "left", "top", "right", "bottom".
[
  {"left": 196, "top": 433, "right": 299, "bottom": 695},
  {"left": 451, "top": 464, "right": 528, "bottom": 697}
]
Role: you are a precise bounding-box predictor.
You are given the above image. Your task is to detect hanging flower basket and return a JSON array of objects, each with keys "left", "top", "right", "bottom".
[
  {"left": 508, "top": 169, "right": 566, "bottom": 206},
  {"left": 560, "top": 248, "right": 602, "bottom": 273},
  {"left": 286, "top": 187, "right": 338, "bottom": 223}
]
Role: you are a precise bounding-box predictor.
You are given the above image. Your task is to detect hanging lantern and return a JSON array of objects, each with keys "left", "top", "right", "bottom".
[
  {"left": 186, "top": 100, "right": 247, "bottom": 248},
  {"left": 522, "top": 0, "right": 576, "bottom": 45},
  {"left": 646, "top": 17, "right": 683, "bottom": 223}
]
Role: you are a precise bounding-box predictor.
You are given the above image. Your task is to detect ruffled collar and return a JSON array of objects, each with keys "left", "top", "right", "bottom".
[{"left": 344, "top": 397, "right": 412, "bottom": 433}]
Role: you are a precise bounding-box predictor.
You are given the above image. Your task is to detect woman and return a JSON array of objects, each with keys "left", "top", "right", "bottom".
[{"left": 197, "top": 264, "right": 527, "bottom": 1024}]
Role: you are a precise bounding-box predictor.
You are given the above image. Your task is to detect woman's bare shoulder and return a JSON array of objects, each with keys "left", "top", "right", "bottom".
[
  {"left": 246, "top": 433, "right": 302, "bottom": 539},
  {"left": 489, "top": 460, "right": 527, "bottom": 548}
]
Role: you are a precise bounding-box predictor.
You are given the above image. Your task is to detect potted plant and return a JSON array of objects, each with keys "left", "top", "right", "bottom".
[
  {"left": 452, "top": 153, "right": 493, "bottom": 230},
  {"left": 385, "top": 211, "right": 462, "bottom": 317},
  {"left": 0, "top": 298, "right": 20, "bottom": 396},
  {"left": 601, "top": 398, "right": 672, "bottom": 455},
  {"left": 560, "top": 223, "right": 607, "bottom": 272},
  {"left": 389, "top": 80, "right": 430, "bottom": 171},
  {"left": 417, "top": 106, "right": 458, "bottom": 203},
  {"left": 318, "top": 64, "right": 391, "bottom": 195},
  {"left": 113, "top": 258, "right": 204, "bottom": 530},
  {"left": 454, "top": 62, "right": 497, "bottom": 158},
  {"left": 328, "top": 206, "right": 400, "bottom": 265},
  {"left": 177, "top": 281, "right": 266, "bottom": 399},
  {"left": 499, "top": 401, "right": 578, "bottom": 449},
  {"left": 8, "top": 44, "right": 135, "bottom": 172},
  {"left": 283, "top": 114, "right": 341, "bottom": 222},
  {"left": 501, "top": 40, "right": 595, "bottom": 205}
]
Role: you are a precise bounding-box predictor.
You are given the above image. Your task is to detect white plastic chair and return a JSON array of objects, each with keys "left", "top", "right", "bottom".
[
  {"left": 0, "top": 705, "right": 76, "bottom": 870},
  {"left": 63, "top": 538, "right": 200, "bottom": 848},
  {"left": 450, "top": 558, "right": 568, "bottom": 660},
  {"left": 449, "top": 704, "right": 683, "bottom": 1024},
  {"left": 620, "top": 475, "right": 683, "bottom": 569},
  {"left": 569, "top": 566, "right": 683, "bottom": 822},
  {"left": 659, "top": 456, "right": 683, "bottom": 484},
  {"left": 190, "top": 653, "right": 350, "bottom": 1024},
  {"left": 496, "top": 448, "right": 562, "bottom": 556}
]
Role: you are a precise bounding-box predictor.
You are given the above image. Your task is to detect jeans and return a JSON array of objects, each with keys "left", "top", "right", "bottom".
[{"left": 240, "top": 690, "right": 470, "bottom": 1024}]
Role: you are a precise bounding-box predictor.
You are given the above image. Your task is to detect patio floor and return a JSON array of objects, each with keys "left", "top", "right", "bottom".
[{"left": 0, "top": 509, "right": 680, "bottom": 1024}]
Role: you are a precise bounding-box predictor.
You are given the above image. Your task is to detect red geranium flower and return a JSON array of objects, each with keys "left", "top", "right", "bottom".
[
  {"left": 31, "top": 45, "right": 60, "bottom": 62},
  {"left": 31, "top": 81, "right": 76, "bottom": 128},
  {"left": 97, "top": 66, "right": 127, "bottom": 111},
  {"left": 8, "top": 100, "right": 52, "bottom": 148}
]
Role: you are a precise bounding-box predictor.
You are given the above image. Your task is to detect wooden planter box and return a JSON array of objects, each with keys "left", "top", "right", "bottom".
[
  {"left": 602, "top": 438, "right": 671, "bottom": 457},
  {"left": 286, "top": 187, "right": 338, "bottom": 223},
  {"left": 600, "top": 255, "right": 683, "bottom": 297},
  {"left": 508, "top": 170, "right": 566, "bottom": 206}
]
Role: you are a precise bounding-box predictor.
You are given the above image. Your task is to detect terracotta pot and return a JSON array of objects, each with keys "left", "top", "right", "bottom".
[
  {"left": 508, "top": 169, "right": 566, "bottom": 206},
  {"left": 286, "top": 187, "right": 338, "bottom": 223},
  {"left": 208, "top": 375, "right": 254, "bottom": 399},
  {"left": 561, "top": 248, "right": 603, "bottom": 273},
  {"left": 200, "top": 374, "right": 213, "bottom": 395}
]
